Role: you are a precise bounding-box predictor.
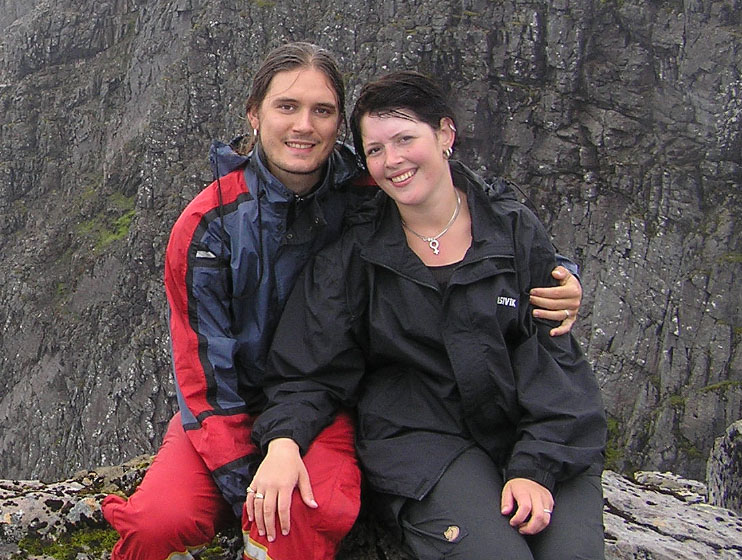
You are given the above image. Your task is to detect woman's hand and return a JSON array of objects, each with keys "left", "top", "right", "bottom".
[
  {"left": 530, "top": 266, "right": 582, "bottom": 336},
  {"left": 246, "top": 438, "right": 317, "bottom": 542},
  {"left": 500, "top": 478, "right": 554, "bottom": 535}
]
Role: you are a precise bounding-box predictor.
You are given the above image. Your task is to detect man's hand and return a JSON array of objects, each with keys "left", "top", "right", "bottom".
[
  {"left": 530, "top": 266, "right": 582, "bottom": 336},
  {"left": 501, "top": 478, "right": 554, "bottom": 535},
  {"left": 246, "top": 438, "right": 317, "bottom": 542}
]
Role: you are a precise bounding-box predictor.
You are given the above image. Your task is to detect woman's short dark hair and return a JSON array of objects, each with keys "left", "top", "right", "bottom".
[
  {"left": 350, "top": 70, "right": 457, "bottom": 168},
  {"left": 241, "top": 42, "right": 345, "bottom": 152}
]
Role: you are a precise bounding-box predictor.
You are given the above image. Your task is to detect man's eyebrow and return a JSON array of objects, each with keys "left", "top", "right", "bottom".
[
  {"left": 270, "top": 96, "right": 338, "bottom": 110},
  {"left": 270, "top": 95, "right": 299, "bottom": 104},
  {"left": 315, "top": 102, "right": 338, "bottom": 111}
]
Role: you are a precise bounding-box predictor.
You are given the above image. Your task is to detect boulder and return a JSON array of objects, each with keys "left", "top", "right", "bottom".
[{"left": 707, "top": 419, "right": 742, "bottom": 515}]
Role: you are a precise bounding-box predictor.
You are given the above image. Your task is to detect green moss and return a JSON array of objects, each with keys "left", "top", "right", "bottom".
[
  {"left": 250, "top": 0, "right": 275, "bottom": 7},
  {"left": 110, "top": 192, "right": 135, "bottom": 211},
  {"left": 719, "top": 252, "right": 742, "bottom": 263},
  {"left": 604, "top": 416, "right": 623, "bottom": 471},
  {"left": 677, "top": 435, "right": 704, "bottom": 460},
  {"left": 18, "top": 528, "right": 119, "bottom": 559},
  {"left": 81, "top": 186, "right": 97, "bottom": 201},
  {"left": 699, "top": 380, "right": 742, "bottom": 393},
  {"left": 56, "top": 281, "right": 68, "bottom": 299},
  {"left": 198, "top": 543, "right": 226, "bottom": 559},
  {"left": 668, "top": 394, "right": 685, "bottom": 408},
  {"left": 75, "top": 206, "right": 136, "bottom": 251},
  {"left": 98, "top": 209, "right": 136, "bottom": 248}
]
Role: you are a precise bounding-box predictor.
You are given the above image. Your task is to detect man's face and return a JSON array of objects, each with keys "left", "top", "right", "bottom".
[{"left": 248, "top": 67, "right": 341, "bottom": 195}]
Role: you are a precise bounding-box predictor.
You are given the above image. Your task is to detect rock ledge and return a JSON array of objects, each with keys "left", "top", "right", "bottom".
[{"left": 2, "top": 459, "right": 741, "bottom": 559}]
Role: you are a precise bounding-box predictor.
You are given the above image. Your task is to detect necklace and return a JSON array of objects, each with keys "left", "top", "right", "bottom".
[{"left": 401, "top": 190, "right": 462, "bottom": 255}]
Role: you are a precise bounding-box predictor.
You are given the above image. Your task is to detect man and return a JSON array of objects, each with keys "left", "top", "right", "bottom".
[{"left": 102, "top": 42, "right": 582, "bottom": 560}]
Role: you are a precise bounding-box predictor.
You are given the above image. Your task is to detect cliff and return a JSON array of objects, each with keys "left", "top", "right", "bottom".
[{"left": 0, "top": 0, "right": 740, "bottom": 485}]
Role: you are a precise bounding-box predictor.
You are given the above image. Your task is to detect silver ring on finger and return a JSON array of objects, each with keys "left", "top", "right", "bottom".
[
  {"left": 543, "top": 508, "right": 552, "bottom": 514},
  {"left": 254, "top": 492, "right": 265, "bottom": 500},
  {"left": 563, "top": 309, "right": 570, "bottom": 319},
  {"left": 246, "top": 486, "right": 255, "bottom": 494}
]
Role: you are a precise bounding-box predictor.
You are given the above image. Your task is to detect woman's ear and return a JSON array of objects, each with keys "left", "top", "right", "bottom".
[{"left": 439, "top": 116, "right": 456, "bottom": 151}]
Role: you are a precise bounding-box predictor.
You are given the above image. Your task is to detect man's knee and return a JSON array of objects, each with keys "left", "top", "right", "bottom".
[{"left": 104, "top": 492, "right": 225, "bottom": 560}]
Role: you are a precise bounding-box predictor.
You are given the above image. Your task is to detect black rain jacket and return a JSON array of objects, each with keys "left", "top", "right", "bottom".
[{"left": 253, "top": 161, "right": 606, "bottom": 500}]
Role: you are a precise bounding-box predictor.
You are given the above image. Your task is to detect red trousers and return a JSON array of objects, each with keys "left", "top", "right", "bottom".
[{"left": 102, "top": 411, "right": 360, "bottom": 560}]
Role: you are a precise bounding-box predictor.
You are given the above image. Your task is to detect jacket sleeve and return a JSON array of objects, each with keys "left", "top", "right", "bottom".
[
  {"left": 164, "top": 199, "right": 258, "bottom": 517},
  {"left": 504, "top": 205, "right": 605, "bottom": 491},
  {"left": 252, "top": 241, "right": 366, "bottom": 454},
  {"left": 555, "top": 253, "right": 580, "bottom": 280}
]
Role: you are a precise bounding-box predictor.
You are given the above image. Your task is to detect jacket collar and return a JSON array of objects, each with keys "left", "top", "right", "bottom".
[
  {"left": 248, "top": 142, "right": 359, "bottom": 204},
  {"left": 358, "top": 161, "right": 515, "bottom": 280}
]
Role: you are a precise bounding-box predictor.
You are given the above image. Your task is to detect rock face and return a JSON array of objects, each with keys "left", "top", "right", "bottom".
[
  {"left": 0, "top": 0, "right": 740, "bottom": 484},
  {"left": 707, "top": 419, "right": 742, "bottom": 515},
  {"left": 2, "top": 464, "right": 741, "bottom": 560}
]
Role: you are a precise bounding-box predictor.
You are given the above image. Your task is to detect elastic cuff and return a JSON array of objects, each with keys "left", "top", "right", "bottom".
[{"left": 504, "top": 469, "right": 557, "bottom": 493}]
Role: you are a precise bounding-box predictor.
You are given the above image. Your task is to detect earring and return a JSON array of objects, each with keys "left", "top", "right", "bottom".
[
  {"left": 449, "top": 123, "right": 457, "bottom": 133},
  {"left": 444, "top": 147, "right": 453, "bottom": 159},
  {"left": 253, "top": 128, "right": 259, "bottom": 137}
]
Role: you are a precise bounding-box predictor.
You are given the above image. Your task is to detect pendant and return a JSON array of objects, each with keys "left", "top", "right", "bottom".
[{"left": 428, "top": 239, "right": 440, "bottom": 254}]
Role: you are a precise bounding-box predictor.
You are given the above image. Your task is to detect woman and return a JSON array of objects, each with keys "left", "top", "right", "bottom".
[{"left": 247, "top": 71, "right": 606, "bottom": 559}]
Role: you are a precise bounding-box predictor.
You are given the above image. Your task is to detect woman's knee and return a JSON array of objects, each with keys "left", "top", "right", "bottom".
[{"left": 528, "top": 470, "right": 605, "bottom": 560}]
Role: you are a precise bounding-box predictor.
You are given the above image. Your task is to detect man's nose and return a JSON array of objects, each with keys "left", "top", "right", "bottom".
[{"left": 292, "top": 108, "right": 313, "bottom": 132}]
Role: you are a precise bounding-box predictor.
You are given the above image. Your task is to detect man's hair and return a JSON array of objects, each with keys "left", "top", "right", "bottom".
[
  {"left": 241, "top": 42, "right": 345, "bottom": 152},
  {"left": 350, "top": 70, "right": 458, "bottom": 168}
]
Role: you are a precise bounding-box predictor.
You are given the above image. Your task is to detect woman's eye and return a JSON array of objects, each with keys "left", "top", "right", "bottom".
[{"left": 365, "top": 146, "right": 380, "bottom": 157}]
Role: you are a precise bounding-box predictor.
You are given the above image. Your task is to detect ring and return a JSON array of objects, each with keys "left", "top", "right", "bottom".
[
  {"left": 246, "top": 487, "right": 255, "bottom": 494},
  {"left": 563, "top": 309, "right": 570, "bottom": 319},
  {"left": 254, "top": 492, "right": 265, "bottom": 500},
  {"left": 544, "top": 509, "right": 552, "bottom": 514}
]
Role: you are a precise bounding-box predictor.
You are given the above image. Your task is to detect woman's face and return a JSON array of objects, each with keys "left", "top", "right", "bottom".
[{"left": 360, "top": 111, "right": 454, "bottom": 208}]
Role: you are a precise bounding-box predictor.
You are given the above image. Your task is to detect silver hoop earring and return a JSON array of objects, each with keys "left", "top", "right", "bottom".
[
  {"left": 444, "top": 147, "right": 453, "bottom": 159},
  {"left": 253, "top": 128, "right": 259, "bottom": 137}
]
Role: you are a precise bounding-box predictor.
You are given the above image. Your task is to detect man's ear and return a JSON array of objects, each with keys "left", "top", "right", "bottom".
[{"left": 247, "top": 107, "right": 260, "bottom": 131}]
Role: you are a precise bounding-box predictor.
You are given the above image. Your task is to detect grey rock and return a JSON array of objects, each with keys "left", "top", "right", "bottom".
[
  {"left": 3, "top": 463, "right": 742, "bottom": 560},
  {"left": 707, "top": 419, "right": 742, "bottom": 515},
  {"left": 633, "top": 470, "right": 707, "bottom": 504},
  {"left": 603, "top": 470, "right": 742, "bottom": 560}
]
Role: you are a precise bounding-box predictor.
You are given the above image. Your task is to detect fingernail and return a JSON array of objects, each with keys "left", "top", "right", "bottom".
[
  {"left": 282, "top": 529, "right": 289, "bottom": 536},
  {"left": 533, "top": 310, "right": 541, "bottom": 317},
  {"left": 258, "top": 530, "right": 265, "bottom": 536},
  {"left": 310, "top": 500, "right": 318, "bottom": 508},
  {"left": 268, "top": 535, "right": 274, "bottom": 542}
]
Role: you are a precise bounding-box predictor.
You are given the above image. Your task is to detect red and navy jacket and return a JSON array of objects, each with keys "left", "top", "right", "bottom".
[{"left": 164, "top": 141, "right": 366, "bottom": 515}]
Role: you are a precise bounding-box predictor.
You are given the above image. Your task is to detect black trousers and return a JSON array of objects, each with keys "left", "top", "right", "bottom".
[{"left": 380, "top": 446, "right": 605, "bottom": 560}]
